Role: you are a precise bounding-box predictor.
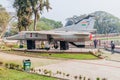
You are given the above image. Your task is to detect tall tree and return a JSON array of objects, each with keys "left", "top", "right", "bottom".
[
  {"left": 13, "top": 0, "right": 32, "bottom": 31},
  {"left": 92, "top": 11, "right": 120, "bottom": 34},
  {"left": 0, "top": 5, "right": 10, "bottom": 38},
  {"left": 13, "top": 0, "right": 51, "bottom": 31},
  {"left": 29, "top": 0, "right": 52, "bottom": 31}
]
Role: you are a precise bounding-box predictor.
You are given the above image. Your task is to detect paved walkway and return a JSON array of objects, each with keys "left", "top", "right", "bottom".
[
  {"left": 33, "top": 48, "right": 120, "bottom": 80},
  {"left": 99, "top": 49, "right": 120, "bottom": 62},
  {"left": 36, "top": 59, "right": 120, "bottom": 80}
]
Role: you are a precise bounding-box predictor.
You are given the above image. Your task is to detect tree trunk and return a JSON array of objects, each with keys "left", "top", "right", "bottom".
[
  {"left": 24, "top": 26, "right": 27, "bottom": 31},
  {"left": 0, "top": 24, "right": 7, "bottom": 38},
  {"left": 33, "top": 11, "right": 37, "bottom": 31}
]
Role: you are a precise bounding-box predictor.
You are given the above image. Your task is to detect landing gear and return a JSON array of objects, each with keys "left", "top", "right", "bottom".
[
  {"left": 27, "top": 40, "right": 35, "bottom": 49},
  {"left": 60, "top": 41, "right": 69, "bottom": 50},
  {"left": 45, "top": 47, "right": 50, "bottom": 50},
  {"left": 54, "top": 41, "right": 59, "bottom": 49}
]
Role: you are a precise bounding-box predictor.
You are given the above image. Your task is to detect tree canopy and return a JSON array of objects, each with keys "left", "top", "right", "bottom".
[
  {"left": 13, "top": 0, "right": 51, "bottom": 31},
  {"left": 27, "top": 17, "right": 63, "bottom": 31},
  {"left": 0, "top": 5, "right": 10, "bottom": 38},
  {"left": 29, "top": 0, "right": 52, "bottom": 31},
  {"left": 13, "top": 0, "right": 32, "bottom": 31},
  {"left": 93, "top": 11, "right": 120, "bottom": 34}
]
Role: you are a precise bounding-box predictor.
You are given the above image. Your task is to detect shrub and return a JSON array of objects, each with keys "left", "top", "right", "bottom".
[
  {"left": 79, "top": 75, "right": 82, "bottom": 80},
  {"left": 0, "top": 61, "right": 3, "bottom": 66},
  {"left": 30, "top": 68, "right": 34, "bottom": 72},
  {"left": 83, "top": 77, "right": 86, "bottom": 80},
  {"left": 9, "top": 63, "right": 15, "bottom": 69},
  {"left": 66, "top": 74, "right": 70, "bottom": 77},
  {"left": 88, "top": 78, "right": 91, "bottom": 80},
  {"left": 5, "top": 63, "right": 9, "bottom": 68},
  {"left": 48, "top": 70, "right": 52, "bottom": 76},
  {"left": 39, "top": 69, "right": 41, "bottom": 72},
  {"left": 43, "top": 69, "right": 48, "bottom": 74},
  {"left": 56, "top": 71, "right": 62, "bottom": 75},
  {"left": 102, "top": 78, "right": 107, "bottom": 80},
  {"left": 96, "top": 77, "right": 100, "bottom": 80},
  {"left": 5, "top": 63, "right": 21, "bottom": 71},
  {"left": 15, "top": 65, "right": 20, "bottom": 70},
  {"left": 74, "top": 76, "right": 77, "bottom": 79},
  {"left": 63, "top": 73, "right": 65, "bottom": 77}
]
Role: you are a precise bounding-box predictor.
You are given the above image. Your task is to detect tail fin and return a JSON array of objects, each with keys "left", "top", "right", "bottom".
[
  {"left": 55, "top": 15, "right": 96, "bottom": 33},
  {"left": 75, "top": 15, "right": 96, "bottom": 32}
]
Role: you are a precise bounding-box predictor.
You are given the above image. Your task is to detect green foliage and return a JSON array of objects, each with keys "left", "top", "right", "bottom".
[
  {"left": 0, "top": 61, "right": 3, "bottom": 66},
  {"left": 0, "top": 5, "right": 10, "bottom": 38},
  {"left": 29, "top": 0, "right": 52, "bottom": 30},
  {"left": 13, "top": 0, "right": 52, "bottom": 31},
  {"left": 37, "top": 21, "right": 52, "bottom": 30},
  {"left": 96, "top": 77, "right": 100, "bottom": 80},
  {"left": 40, "top": 17, "right": 63, "bottom": 29},
  {"left": 29, "top": 17, "right": 63, "bottom": 31},
  {"left": 13, "top": 0, "right": 33, "bottom": 31},
  {"left": 5, "top": 63, "right": 22, "bottom": 71},
  {"left": 11, "top": 17, "right": 62, "bottom": 31},
  {"left": 93, "top": 11, "right": 120, "bottom": 34},
  {"left": 0, "top": 12, "right": 10, "bottom": 26}
]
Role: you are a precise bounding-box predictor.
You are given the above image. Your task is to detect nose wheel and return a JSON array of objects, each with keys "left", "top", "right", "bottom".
[{"left": 53, "top": 41, "right": 59, "bottom": 49}]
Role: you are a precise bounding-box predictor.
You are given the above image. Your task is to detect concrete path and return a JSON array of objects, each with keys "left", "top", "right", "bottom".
[
  {"left": 36, "top": 59, "right": 120, "bottom": 80},
  {"left": 100, "top": 49, "right": 120, "bottom": 62}
]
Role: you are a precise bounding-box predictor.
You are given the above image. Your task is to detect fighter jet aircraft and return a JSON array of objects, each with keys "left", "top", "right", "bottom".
[{"left": 7, "top": 15, "right": 96, "bottom": 50}]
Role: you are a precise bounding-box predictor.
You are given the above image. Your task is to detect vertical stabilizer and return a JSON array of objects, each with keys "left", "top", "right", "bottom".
[
  {"left": 55, "top": 15, "right": 96, "bottom": 32},
  {"left": 75, "top": 15, "right": 96, "bottom": 31}
]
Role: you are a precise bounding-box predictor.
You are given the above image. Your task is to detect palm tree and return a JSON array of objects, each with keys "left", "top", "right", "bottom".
[
  {"left": 13, "top": 0, "right": 51, "bottom": 31},
  {"left": 29, "top": 0, "right": 52, "bottom": 31}
]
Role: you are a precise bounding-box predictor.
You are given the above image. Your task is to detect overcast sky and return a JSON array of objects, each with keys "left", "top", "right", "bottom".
[{"left": 0, "top": 0, "right": 120, "bottom": 24}]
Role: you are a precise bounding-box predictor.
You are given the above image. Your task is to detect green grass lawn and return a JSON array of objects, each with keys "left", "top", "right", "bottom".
[
  {"left": 0, "top": 67, "right": 57, "bottom": 80},
  {"left": 1, "top": 51, "right": 98, "bottom": 60},
  {"left": 39, "top": 53, "right": 98, "bottom": 60}
]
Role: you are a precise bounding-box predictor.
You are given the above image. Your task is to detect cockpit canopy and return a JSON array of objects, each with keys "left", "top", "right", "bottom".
[
  {"left": 65, "top": 16, "right": 82, "bottom": 27},
  {"left": 65, "top": 20, "right": 74, "bottom": 27}
]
